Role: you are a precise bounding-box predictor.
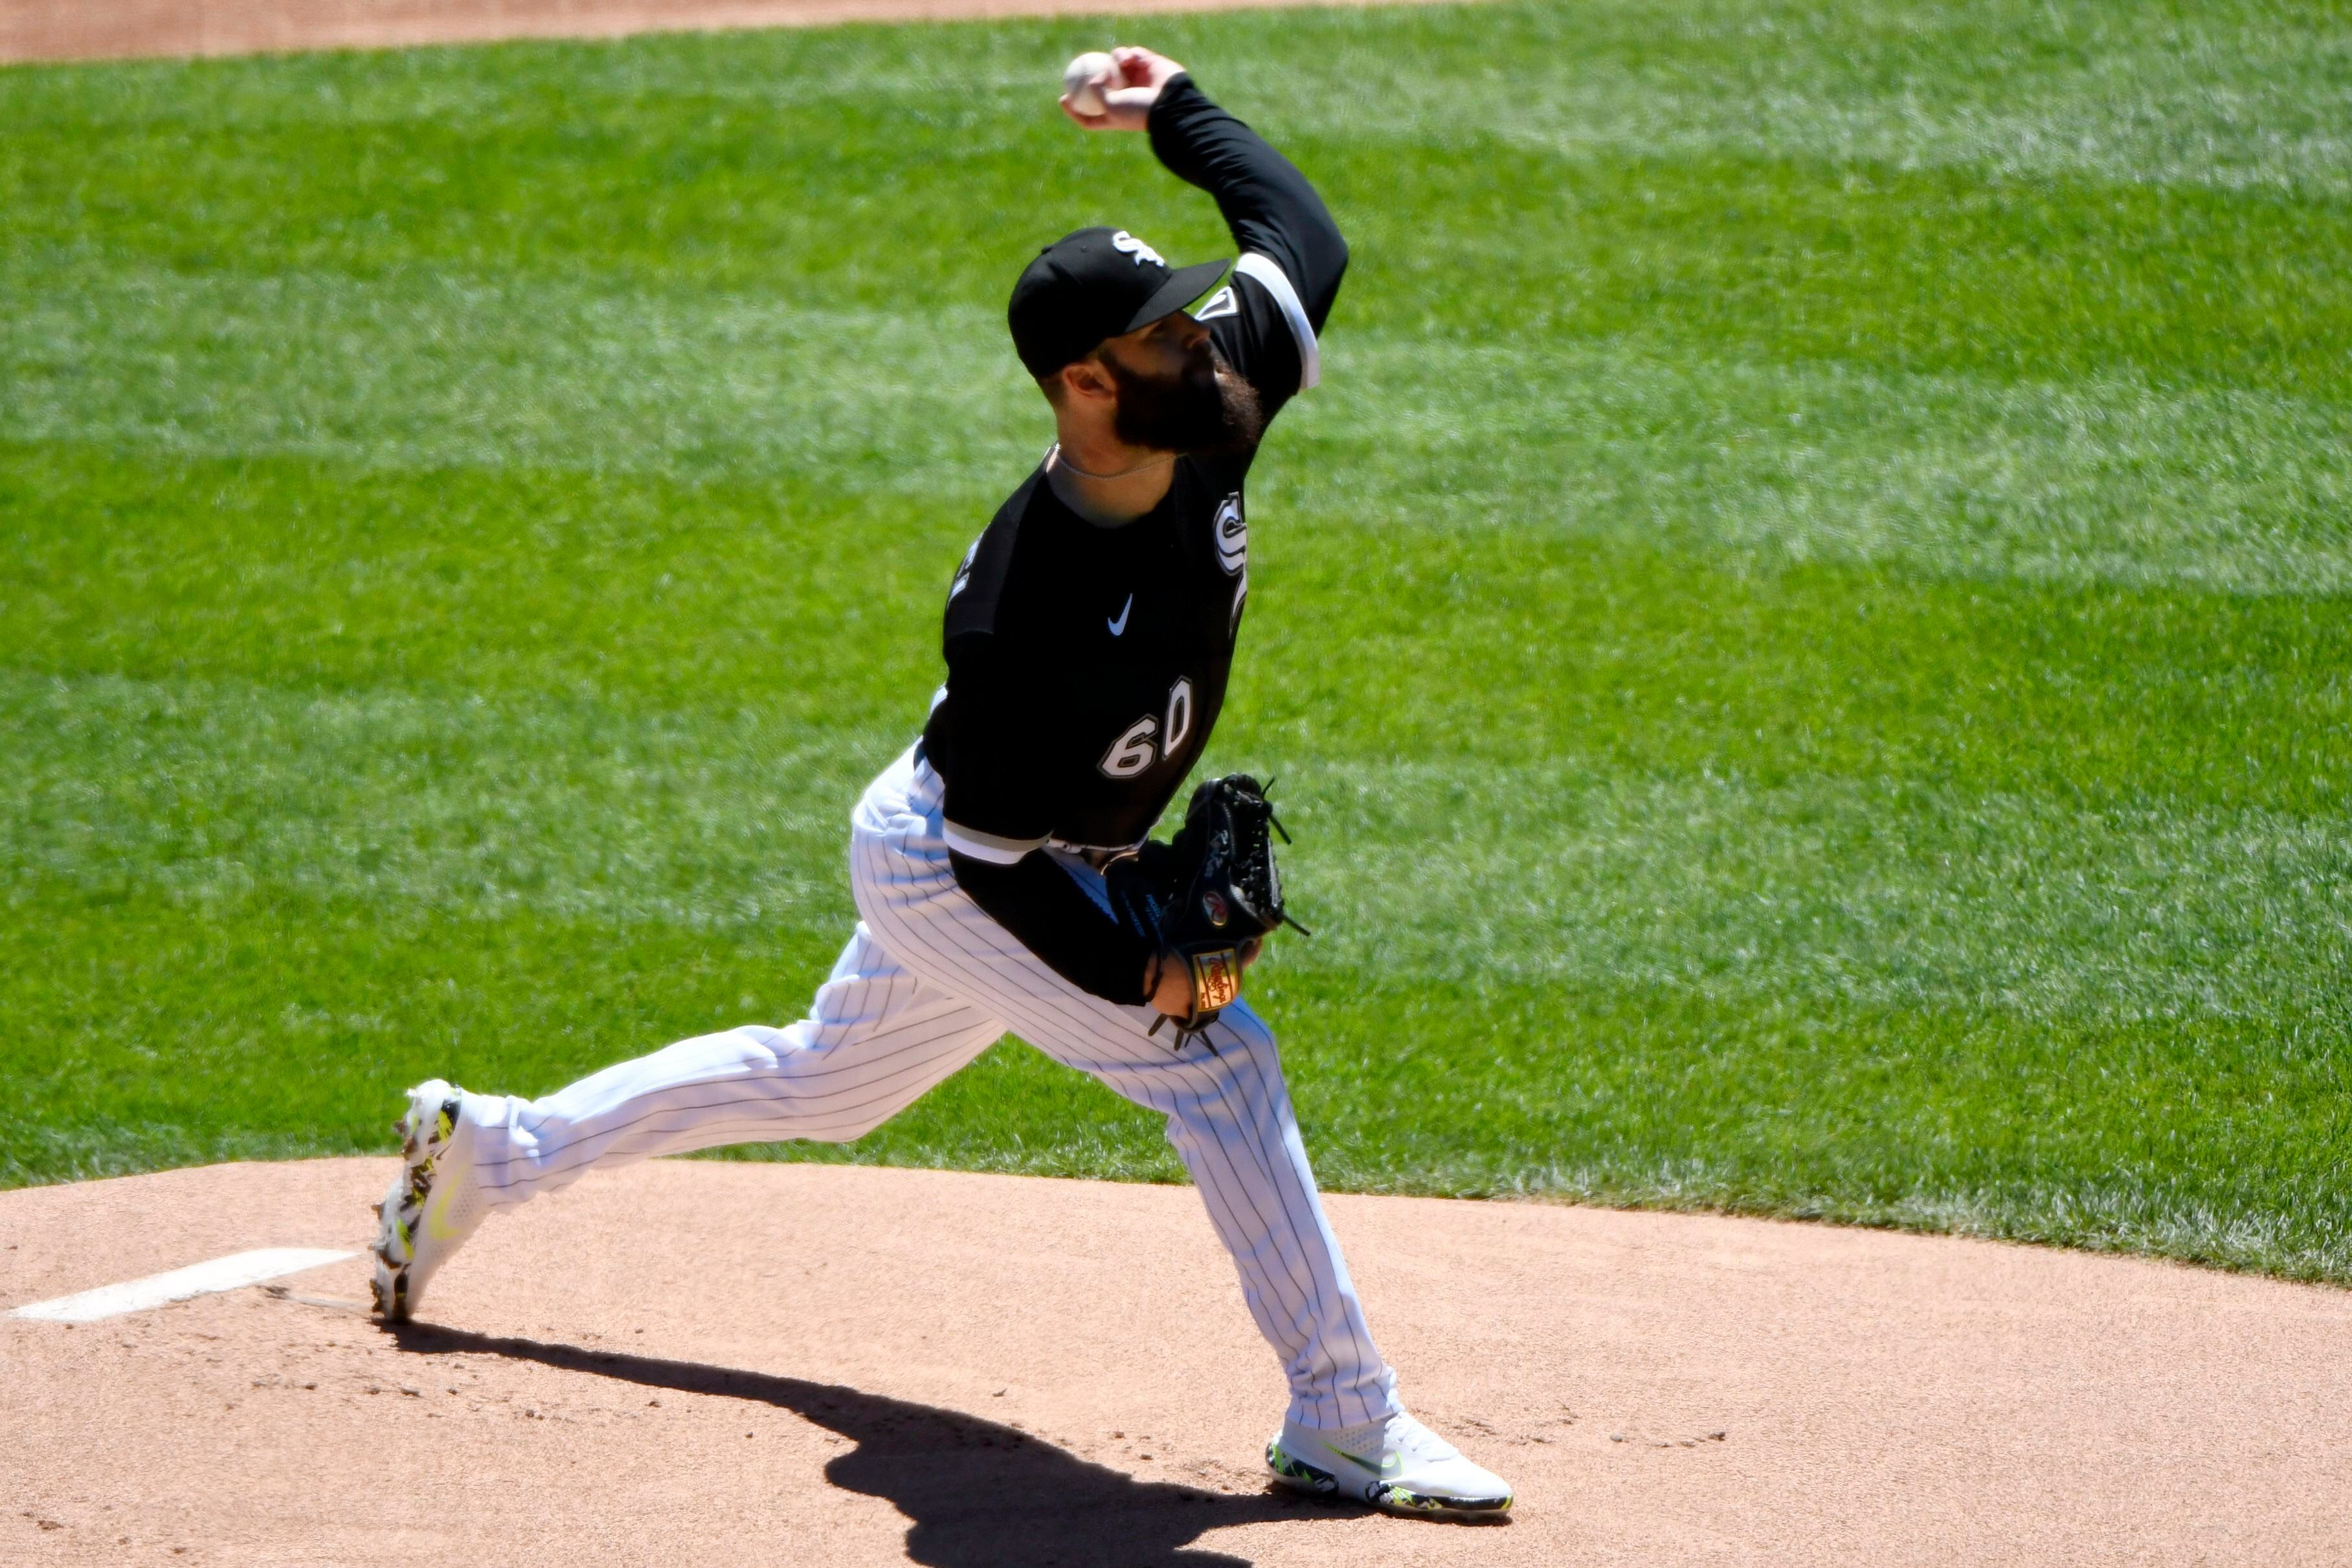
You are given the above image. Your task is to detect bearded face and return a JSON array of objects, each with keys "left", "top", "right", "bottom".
[{"left": 1101, "top": 338, "right": 1266, "bottom": 456}]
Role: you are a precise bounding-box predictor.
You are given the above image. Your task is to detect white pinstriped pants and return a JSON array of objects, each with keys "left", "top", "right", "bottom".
[{"left": 459, "top": 744, "right": 1400, "bottom": 1430}]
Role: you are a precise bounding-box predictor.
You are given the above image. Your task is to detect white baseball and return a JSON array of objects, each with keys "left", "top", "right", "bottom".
[{"left": 1063, "top": 51, "right": 1115, "bottom": 116}]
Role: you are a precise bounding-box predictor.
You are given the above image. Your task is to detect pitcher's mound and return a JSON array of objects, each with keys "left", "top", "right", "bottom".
[{"left": 3, "top": 1158, "right": 2347, "bottom": 1565}]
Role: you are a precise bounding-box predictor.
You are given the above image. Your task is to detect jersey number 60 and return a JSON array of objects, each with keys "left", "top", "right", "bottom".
[{"left": 1098, "top": 678, "right": 1195, "bottom": 779}]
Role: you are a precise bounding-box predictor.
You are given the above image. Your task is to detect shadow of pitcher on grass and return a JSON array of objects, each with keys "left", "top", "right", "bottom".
[{"left": 389, "top": 1323, "right": 1338, "bottom": 1567}]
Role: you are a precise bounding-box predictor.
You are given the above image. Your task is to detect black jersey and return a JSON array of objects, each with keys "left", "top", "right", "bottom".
[
  {"left": 921, "top": 73, "right": 1347, "bottom": 1005},
  {"left": 924, "top": 430, "right": 1255, "bottom": 857}
]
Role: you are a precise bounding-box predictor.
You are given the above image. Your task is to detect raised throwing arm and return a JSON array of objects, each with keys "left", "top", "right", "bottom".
[{"left": 1066, "top": 47, "right": 1349, "bottom": 399}]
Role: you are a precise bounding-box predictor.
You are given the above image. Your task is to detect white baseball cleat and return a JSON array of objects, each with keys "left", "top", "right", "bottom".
[
  {"left": 370, "top": 1079, "right": 489, "bottom": 1322},
  {"left": 1266, "top": 1409, "right": 1514, "bottom": 1519}
]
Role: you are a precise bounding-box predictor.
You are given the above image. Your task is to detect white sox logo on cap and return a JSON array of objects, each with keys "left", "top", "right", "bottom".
[{"left": 1110, "top": 230, "right": 1167, "bottom": 267}]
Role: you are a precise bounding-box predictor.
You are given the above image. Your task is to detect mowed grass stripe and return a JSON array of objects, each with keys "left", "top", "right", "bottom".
[
  {"left": 8, "top": 671, "right": 2346, "bottom": 1027},
  {"left": 10, "top": 273, "right": 2352, "bottom": 588},
  {"left": 8, "top": 133, "right": 2347, "bottom": 394},
  {"left": 3, "top": 1, "right": 2346, "bottom": 195},
  {"left": 0, "top": 877, "right": 1187, "bottom": 1189},
  {"left": 8, "top": 460, "right": 2346, "bottom": 813}
]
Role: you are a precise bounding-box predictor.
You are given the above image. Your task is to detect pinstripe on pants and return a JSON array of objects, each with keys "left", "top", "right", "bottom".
[{"left": 461, "top": 744, "right": 1400, "bottom": 1429}]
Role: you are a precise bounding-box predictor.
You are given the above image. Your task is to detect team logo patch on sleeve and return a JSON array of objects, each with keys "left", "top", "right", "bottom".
[
  {"left": 1193, "top": 285, "right": 1240, "bottom": 322},
  {"left": 1213, "top": 494, "right": 1247, "bottom": 576}
]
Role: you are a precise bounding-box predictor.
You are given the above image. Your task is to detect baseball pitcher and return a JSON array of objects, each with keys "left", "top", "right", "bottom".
[{"left": 369, "top": 47, "right": 1512, "bottom": 1518}]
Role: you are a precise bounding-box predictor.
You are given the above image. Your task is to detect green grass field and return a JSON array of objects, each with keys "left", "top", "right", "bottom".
[{"left": 5, "top": 0, "right": 2348, "bottom": 1280}]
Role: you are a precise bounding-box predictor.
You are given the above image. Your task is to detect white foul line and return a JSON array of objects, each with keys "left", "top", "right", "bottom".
[{"left": 9, "top": 1248, "right": 356, "bottom": 1323}]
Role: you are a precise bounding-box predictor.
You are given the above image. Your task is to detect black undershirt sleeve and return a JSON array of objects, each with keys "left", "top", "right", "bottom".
[
  {"left": 948, "top": 850, "right": 1158, "bottom": 1006},
  {"left": 1147, "top": 73, "right": 1349, "bottom": 333}
]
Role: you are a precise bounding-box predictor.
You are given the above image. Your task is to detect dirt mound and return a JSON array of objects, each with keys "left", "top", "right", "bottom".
[{"left": 4, "top": 1158, "right": 2349, "bottom": 1564}]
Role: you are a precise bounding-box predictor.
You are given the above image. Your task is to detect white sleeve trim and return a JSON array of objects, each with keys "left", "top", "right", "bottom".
[
  {"left": 942, "top": 819, "right": 1048, "bottom": 865},
  {"left": 1233, "top": 252, "right": 1320, "bottom": 392}
]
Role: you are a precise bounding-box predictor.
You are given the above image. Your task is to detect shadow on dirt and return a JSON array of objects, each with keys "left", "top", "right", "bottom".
[{"left": 389, "top": 1323, "right": 1337, "bottom": 1567}]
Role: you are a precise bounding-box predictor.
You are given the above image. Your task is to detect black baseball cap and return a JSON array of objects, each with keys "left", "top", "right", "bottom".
[{"left": 1008, "top": 227, "right": 1230, "bottom": 379}]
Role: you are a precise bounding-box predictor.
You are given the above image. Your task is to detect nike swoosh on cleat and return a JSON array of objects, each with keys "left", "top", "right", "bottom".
[
  {"left": 422, "top": 1175, "right": 465, "bottom": 1241},
  {"left": 1329, "top": 1448, "right": 1399, "bottom": 1476},
  {"left": 1107, "top": 594, "right": 1132, "bottom": 636}
]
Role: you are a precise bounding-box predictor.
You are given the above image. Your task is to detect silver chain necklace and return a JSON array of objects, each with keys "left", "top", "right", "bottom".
[{"left": 1047, "top": 442, "right": 1176, "bottom": 482}]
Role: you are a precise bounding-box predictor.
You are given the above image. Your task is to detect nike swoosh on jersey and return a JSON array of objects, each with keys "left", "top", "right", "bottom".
[{"left": 1108, "top": 594, "right": 1133, "bottom": 636}]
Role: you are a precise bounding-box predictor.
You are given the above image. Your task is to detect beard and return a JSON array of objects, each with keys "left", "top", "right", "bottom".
[{"left": 1104, "top": 342, "right": 1266, "bottom": 456}]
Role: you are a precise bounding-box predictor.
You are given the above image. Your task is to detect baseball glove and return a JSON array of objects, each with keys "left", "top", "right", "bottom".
[{"left": 1107, "top": 774, "right": 1309, "bottom": 1052}]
